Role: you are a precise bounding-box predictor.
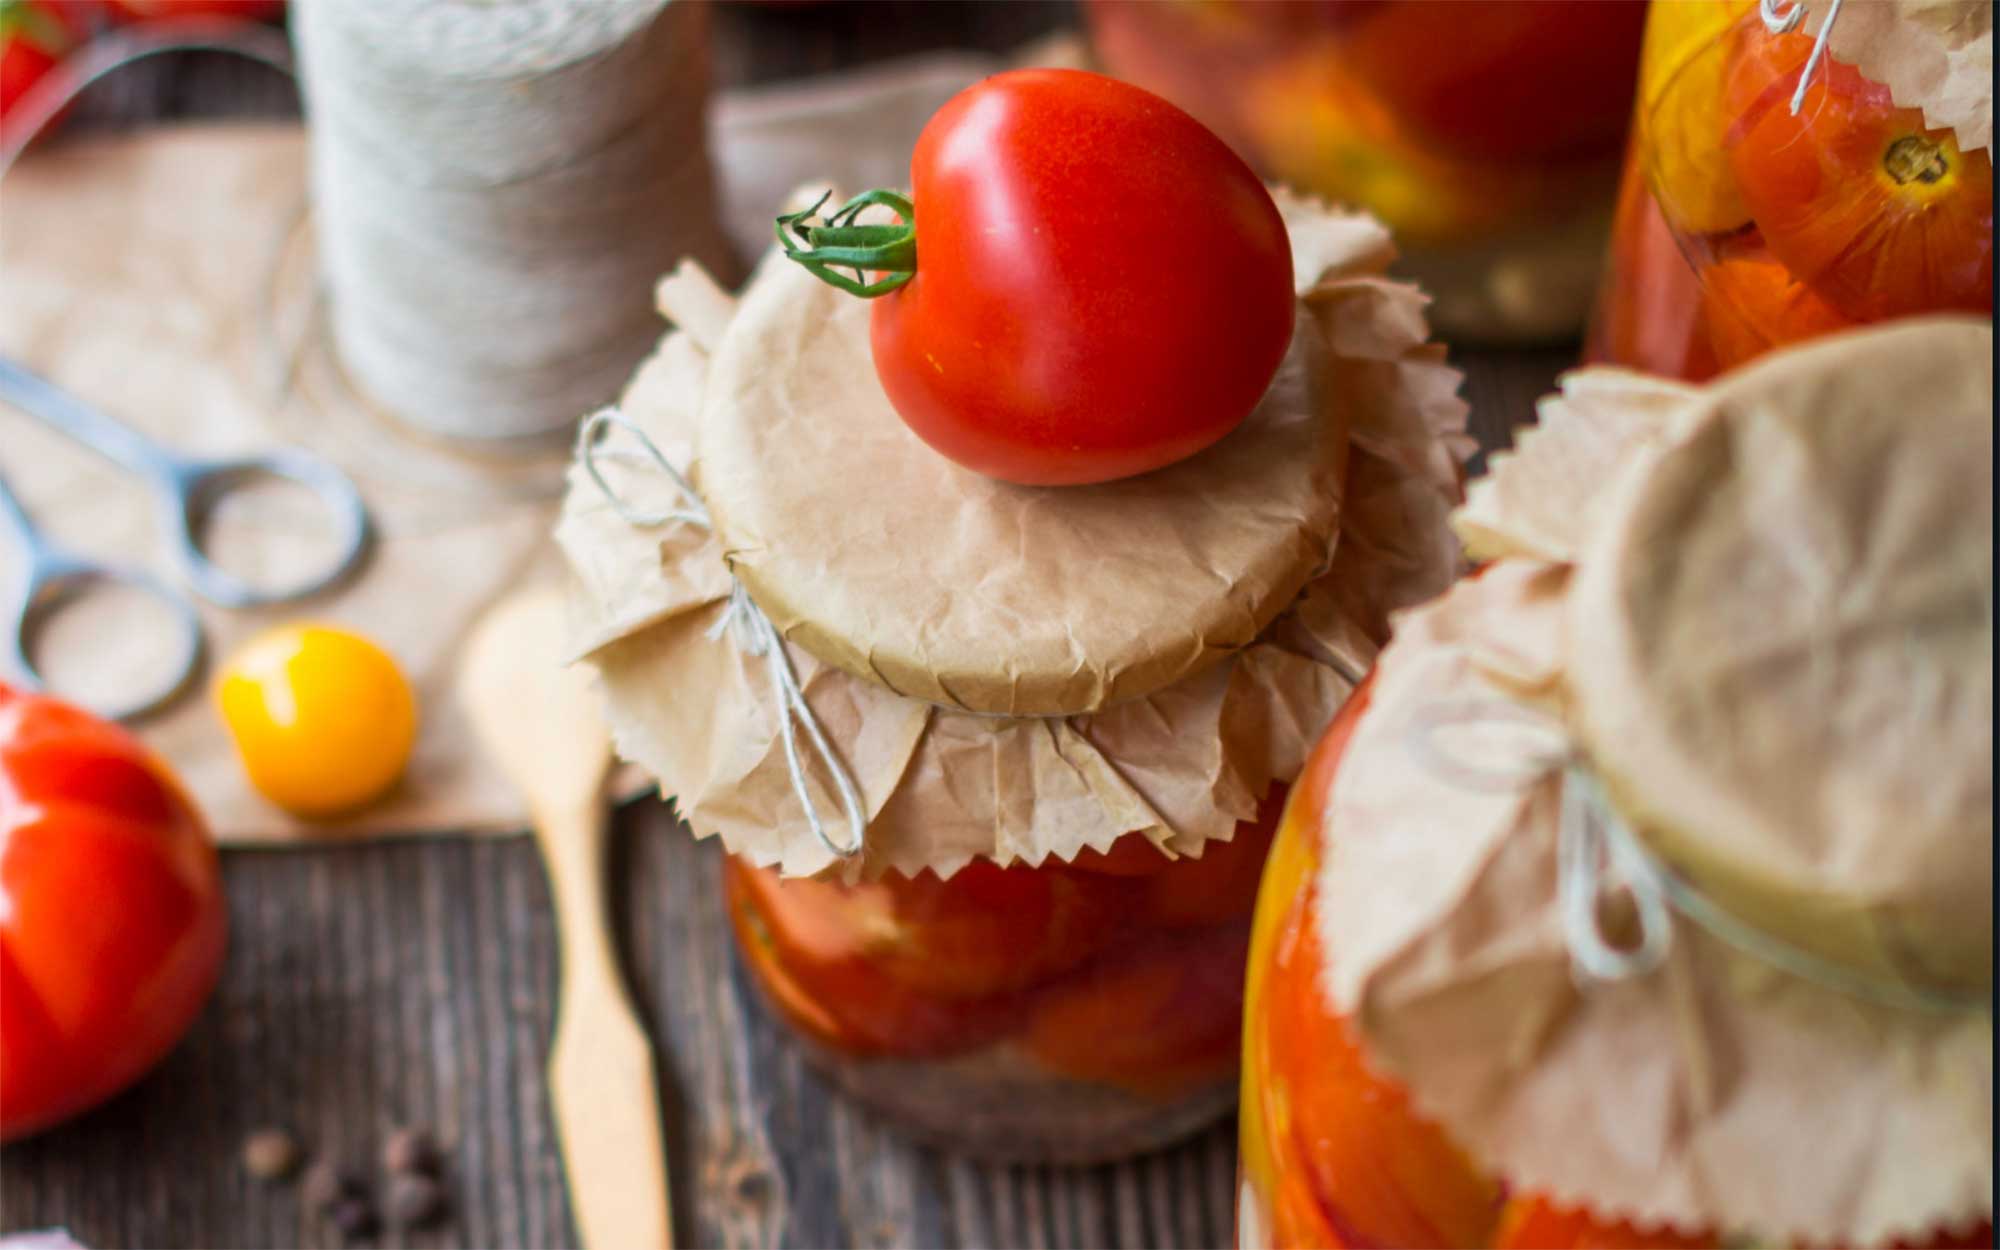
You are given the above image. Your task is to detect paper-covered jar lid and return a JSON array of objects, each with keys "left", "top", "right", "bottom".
[
  {"left": 696, "top": 198, "right": 1348, "bottom": 719},
  {"left": 555, "top": 189, "right": 1473, "bottom": 880},
  {"left": 1792, "top": 0, "right": 1992, "bottom": 154},
  {"left": 1318, "top": 318, "right": 1993, "bottom": 1246}
]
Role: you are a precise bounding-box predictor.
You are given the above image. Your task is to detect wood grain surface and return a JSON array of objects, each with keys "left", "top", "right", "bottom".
[{"left": 0, "top": 5, "right": 1569, "bottom": 1247}]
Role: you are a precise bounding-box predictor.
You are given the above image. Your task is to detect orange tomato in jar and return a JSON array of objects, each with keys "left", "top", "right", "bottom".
[
  {"left": 1022, "top": 924, "right": 1248, "bottom": 1097},
  {"left": 1701, "top": 256, "right": 1860, "bottom": 372},
  {"left": 859, "top": 860, "right": 1135, "bottom": 1001},
  {"left": 1143, "top": 784, "right": 1283, "bottom": 930},
  {"left": 724, "top": 860, "right": 1021, "bottom": 1058},
  {"left": 1339, "top": 0, "right": 1646, "bottom": 164},
  {"left": 1066, "top": 786, "right": 1286, "bottom": 929},
  {"left": 1725, "top": 28, "right": 1994, "bottom": 322}
]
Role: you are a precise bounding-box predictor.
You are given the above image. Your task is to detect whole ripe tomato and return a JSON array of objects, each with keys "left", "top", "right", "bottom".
[
  {"left": 0, "top": 683, "right": 227, "bottom": 1140},
  {"left": 780, "top": 68, "right": 1295, "bottom": 487},
  {"left": 1725, "top": 27, "right": 1994, "bottom": 322},
  {"left": 0, "top": 0, "right": 82, "bottom": 121}
]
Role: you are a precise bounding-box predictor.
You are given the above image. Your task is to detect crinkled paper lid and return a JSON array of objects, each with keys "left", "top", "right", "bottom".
[
  {"left": 697, "top": 207, "right": 1348, "bottom": 719},
  {"left": 555, "top": 190, "right": 1472, "bottom": 880},
  {"left": 1807, "top": 0, "right": 1993, "bottom": 153},
  {"left": 1320, "top": 319, "right": 1994, "bottom": 1246}
]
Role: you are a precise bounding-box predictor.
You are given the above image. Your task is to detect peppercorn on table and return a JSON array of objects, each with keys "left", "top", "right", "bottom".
[{"left": 0, "top": 7, "right": 1570, "bottom": 1247}]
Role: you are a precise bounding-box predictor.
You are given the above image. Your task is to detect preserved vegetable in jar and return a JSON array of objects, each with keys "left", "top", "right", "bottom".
[
  {"left": 1588, "top": 0, "right": 1994, "bottom": 380},
  {"left": 1087, "top": 0, "right": 1648, "bottom": 343},
  {"left": 727, "top": 790, "right": 1280, "bottom": 1160},
  {"left": 1242, "top": 326, "right": 1995, "bottom": 1247},
  {"left": 557, "top": 193, "right": 1471, "bottom": 1162}
]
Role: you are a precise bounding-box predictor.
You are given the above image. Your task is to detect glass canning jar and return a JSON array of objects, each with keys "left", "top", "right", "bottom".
[
  {"left": 724, "top": 787, "right": 1284, "bottom": 1163},
  {"left": 1586, "top": 0, "right": 1994, "bottom": 381},
  {"left": 1236, "top": 679, "right": 1997, "bottom": 1249},
  {"left": 1086, "top": 0, "right": 1648, "bottom": 343}
]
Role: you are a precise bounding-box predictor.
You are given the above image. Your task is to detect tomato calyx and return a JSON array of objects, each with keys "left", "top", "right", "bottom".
[{"left": 776, "top": 188, "right": 918, "bottom": 298}]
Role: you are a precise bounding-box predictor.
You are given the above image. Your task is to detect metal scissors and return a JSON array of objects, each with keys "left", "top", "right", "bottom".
[{"left": 0, "top": 356, "right": 370, "bottom": 720}]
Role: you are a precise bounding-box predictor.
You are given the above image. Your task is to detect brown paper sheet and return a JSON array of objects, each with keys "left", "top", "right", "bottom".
[
  {"left": 0, "top": 125, "right": 586, "bottom": 843},
  {"left": 0, "top": 39, "right": 1099, "bottom": 843},
  {"left": 1811, "top": 0, "right": 1993, "bottom": 154},
  {"left": 700, "top": 196, "right": 1348, "bottom": 718},
  {"left": 1452, "top": 369, "right": 1699, "bottom": 565},
  {"left": 1568, "top": 319, "right": 1994, "bottom": 1000},
  {"left": 1316, "top": 321, "right": 1994, "bottom": 1245},
  {"left": 557, "top": 196, "right": 1469, "bottom": 881}
]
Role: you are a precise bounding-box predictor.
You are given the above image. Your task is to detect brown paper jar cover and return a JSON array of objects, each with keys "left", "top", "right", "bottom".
[
  {"left": 1804, "top": 0, "right": 1993, "bottom": 154},
  {"left": 1315, "top": 318, "right": 1993, "bottom": 1246},
  {"left": 700, "top": 234, "right": 1348, "bottom": 718},
  {"left": 555, "top": 190, "right": 1472, "bottom": 881}
]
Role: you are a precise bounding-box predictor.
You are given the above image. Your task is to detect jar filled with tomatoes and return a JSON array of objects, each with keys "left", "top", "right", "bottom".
[
  {"left": 558, "top": 75, "right": 1472, "bottom": 1161},
  {"left": 1240, "top": 322, "right": 1994, "bottom": 1248},
  {"left": 1587, "top": 0, "right": 1994, "bottom": 381},
  {"left": 1086, "top": 0, "right": 1648, "bottom": 343}
]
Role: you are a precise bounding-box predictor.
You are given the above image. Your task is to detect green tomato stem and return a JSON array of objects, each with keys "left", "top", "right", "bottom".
[{"left": 775, "top": 189, "right": 917, "bottom": 299}]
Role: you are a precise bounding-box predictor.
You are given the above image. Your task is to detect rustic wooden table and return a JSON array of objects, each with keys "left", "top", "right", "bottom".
[{"left": 0, "top": 6, "right": 1570, "bottom": 1248}]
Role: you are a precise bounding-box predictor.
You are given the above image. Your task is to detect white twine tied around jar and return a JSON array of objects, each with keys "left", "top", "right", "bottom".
[
  {"left": 578, "top": 408, "right": 868, "bottom": 860},
  {"left": 1760, "top": 0, "right": 1848, "bottom": 115},
  {"left": 1405, "top": 698, "right": 1990, "bottom": 1014}
]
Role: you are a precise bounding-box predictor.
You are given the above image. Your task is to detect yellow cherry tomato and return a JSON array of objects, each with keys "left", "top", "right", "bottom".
[{"left": 216, "top": 624, "right": 418, "bottom": 817}]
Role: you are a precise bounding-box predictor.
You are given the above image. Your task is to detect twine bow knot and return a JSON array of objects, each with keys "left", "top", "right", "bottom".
[
  {"left": 578, "top": 408, "right": 868, "bottom": 860},
  {"left": 1405, "top": 698, "right": 1986, "bottom": 1013}
]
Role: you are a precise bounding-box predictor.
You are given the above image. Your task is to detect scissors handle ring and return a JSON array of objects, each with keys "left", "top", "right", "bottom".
[
  {"left": 8, "top": 549, "right": 205, "bottom": 724},
  {"left": 163, "top": 452, "right": 372, "bottom": 610}
]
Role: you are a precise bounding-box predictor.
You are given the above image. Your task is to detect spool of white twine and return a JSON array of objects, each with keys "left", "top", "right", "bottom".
[{"left": 293, "top": 0, "right": 731, "bottom": 443}]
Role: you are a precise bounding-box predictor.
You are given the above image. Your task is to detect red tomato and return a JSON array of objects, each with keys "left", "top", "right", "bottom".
[
  {"left": 0, "top": 0, "right": 81, "bottom": 121},
  {"left": 1725, "top": 28, "right": 1994, "bottom": 322},
  {"left": 723, "top": 859, "right": 1018, "bottom": 1058},
  {"left": 1020, "top": 923, "right": 1248, "bottom": 1097},
  {"left": 0, "top": 683, "right": 227, "bottom": 1140},
  {"left": 1142, "top": 783, "right": 1283, "bottom": 929},
  {"left": 858, "top": 858, "right": 1135, "bottom": 1001},
  {"left": 786, "top": 68, "right": 1295, "bottom": 487}
]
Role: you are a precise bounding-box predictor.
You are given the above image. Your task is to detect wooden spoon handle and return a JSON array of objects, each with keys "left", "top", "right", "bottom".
[{"left": 537, "top": 797, "right": 673, "bottom": 1250}]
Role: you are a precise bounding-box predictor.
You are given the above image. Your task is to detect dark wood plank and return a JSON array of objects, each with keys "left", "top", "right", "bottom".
[{"left": 0, "top": 7, "right": 1569, "bottom": 1247}]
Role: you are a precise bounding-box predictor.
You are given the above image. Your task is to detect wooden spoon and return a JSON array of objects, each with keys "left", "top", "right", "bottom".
[{"left": 458, "top": 585, "right": 672, "bottom": 1250}]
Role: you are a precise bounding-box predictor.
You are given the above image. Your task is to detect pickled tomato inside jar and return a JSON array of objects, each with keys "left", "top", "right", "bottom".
[
  {"left": 1588, "top": 0, "right": 1993, "bottom": 380},
  {"left": 722, "top": 786, "right": 1285, "bottom": 1163},
  {"left": 1086, "top": 0, "right": 1646, "bottom": 342},
  {"left": 1236, "top": 681, "right": 1996, "bottom": 1250}
]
